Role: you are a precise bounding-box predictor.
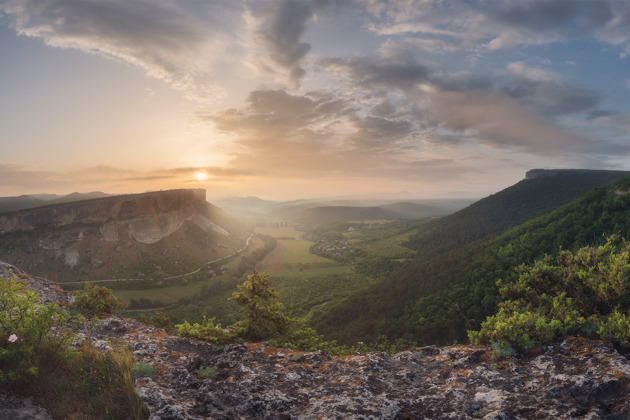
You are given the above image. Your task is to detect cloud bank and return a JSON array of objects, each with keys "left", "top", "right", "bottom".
[{"left": 1, "top": 0, "right": 629, "bottom": 197}]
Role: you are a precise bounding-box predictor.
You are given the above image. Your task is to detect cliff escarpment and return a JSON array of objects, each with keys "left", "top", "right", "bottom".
[
  {"left": 2, "top": 261, "right": 630, "bottom": 420},
  {"left": 0, "top": 189, "right": 209, "bottom": 241},
  {"left": 0, "top": 189, "right": 247, "bottom": 282}
]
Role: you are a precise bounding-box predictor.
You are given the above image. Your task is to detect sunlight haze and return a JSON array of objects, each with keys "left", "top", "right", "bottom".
[{"left": 1, "top": 0, "right": 629, "bottom": 200}]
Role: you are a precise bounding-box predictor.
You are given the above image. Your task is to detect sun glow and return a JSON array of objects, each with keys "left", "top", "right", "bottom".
[{"left": 194, "top": 172, "right": 208, "bottom": 181}]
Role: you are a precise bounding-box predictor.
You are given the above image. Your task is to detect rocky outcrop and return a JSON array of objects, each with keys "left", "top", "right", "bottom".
[
  {"left": 0, "top": 190, "right": 248, "bottom": 281},
  {"left": 0, "top": 189, "right": 209, "bottom": 243},
  {"left": 96, "top": 323, "right": 630, "bottom": 419},
  {"left": 5, "top": 261, "right": 630, "bottom": 419},
  {"left": 525, "top": 169, "right": 568, "bottom": 179}
]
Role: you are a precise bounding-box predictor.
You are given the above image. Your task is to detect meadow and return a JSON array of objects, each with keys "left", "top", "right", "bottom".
[{"left": 119, "top": 220, "right": 422, "bottom": 327}]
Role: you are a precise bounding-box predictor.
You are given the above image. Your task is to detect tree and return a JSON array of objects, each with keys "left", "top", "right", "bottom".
[
  {"left": 229, "top": 272, "right": 293, "bottom": 340},
  {"left": 469, "top": 235, "right": 630, "bottom": 352}
]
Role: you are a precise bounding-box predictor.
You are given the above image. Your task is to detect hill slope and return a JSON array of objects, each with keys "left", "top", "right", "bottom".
[
  {"left": 405, "top": 169, "right": 630, "bottom": 256},
  {"left": 311, "top": 169, "right": 630, "bottom": 345}
]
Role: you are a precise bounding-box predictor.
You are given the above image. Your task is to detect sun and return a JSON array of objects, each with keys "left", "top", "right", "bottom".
[{"left": 194, "top": 172, "right": 208, "bottom": 181}]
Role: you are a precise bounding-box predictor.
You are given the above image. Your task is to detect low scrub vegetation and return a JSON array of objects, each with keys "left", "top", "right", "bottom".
[
  {"left": 0, "top": 276, "right": 146, "bottom": 419},
  {"left": 469, "top": 235, "right": 630, "bottom": 355},
  {"left": 176, "top": 271, "right": 414, "bottom": 355}
]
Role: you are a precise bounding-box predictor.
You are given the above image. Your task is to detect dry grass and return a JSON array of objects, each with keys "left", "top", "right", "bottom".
[{"left": 25, "top": 341, "right": 147, "bottom": 420}]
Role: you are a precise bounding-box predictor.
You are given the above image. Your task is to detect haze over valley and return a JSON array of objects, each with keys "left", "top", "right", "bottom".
[{"left": 2, "top": 1, "right": 630, "bottom": 418}]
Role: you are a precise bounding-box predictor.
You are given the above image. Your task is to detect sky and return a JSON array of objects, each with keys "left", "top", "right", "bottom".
[{"left": 1, "top": 0, "right": 630, "bottom": 201}]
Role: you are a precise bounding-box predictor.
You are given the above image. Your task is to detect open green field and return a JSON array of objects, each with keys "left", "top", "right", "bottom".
[
  {"left": 258, "top": 238, "right": 346, "bottom": 275},
  {"left": 344, "top": 221, "right": 424, "bottom": 259},
  {"left": 117, "top": 279, "right": 212, "bottom": 304},
  {"left": 254, "top": 226, "right": 304, "bottom": 238},
  {"left": 350, "top": 231, "right": 416, "bottom": 259}
]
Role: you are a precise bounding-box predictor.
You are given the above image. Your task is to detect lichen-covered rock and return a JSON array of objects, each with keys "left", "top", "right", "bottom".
[
  {"left": 0, "top": 261, "right": 70, "bottom": 306},
  {"left": 92, "top": 318, "right": 630, "bottom": 419},
  {"left": 0, "top": 389, "right": 52, "bottom": 420},
  {"left": 7, "top": 261, "right": 630, "bottom": 419}
]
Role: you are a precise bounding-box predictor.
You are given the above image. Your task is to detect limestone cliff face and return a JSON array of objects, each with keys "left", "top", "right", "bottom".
[
  {"left": 4, "top": 261, "right": 630, "bottom": 420},
  {"left": 0, "top": 189, "right": 209, "bottom": 244},
  {"left": 0, "top": 190, "right": 247, "bottom": 281},
  {"left": 525, "top": 169, "right": 566, "bottom": 179}
]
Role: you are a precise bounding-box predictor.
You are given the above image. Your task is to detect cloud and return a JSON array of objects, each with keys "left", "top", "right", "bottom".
[
  {"left": 250, "top": 0, "right": 313, "bottom": 86},
  {"left": 205, "top": 88, "right": 441, "bottom": 180},
  {"left": 503, "top": 79, "right": 602, "bottom": 117},
  {"left": 320, "top": 54, "right": 431, "bottom": 91},
  {"left": 360, "top": 0, "right": 630, "bottom": 54},
  {"left": 427, "top": 88, "right": 627, "bottom": 157},
  {"left": 506, "top": 61, "right": 558, "bottom": 82},
  {"left": 0, "top": 0, "right": 239, "bottom": 102},
  {"left": 247, "top": 0, "right": 343, "bottom": 86},
  {"left": 125, "top": 166, "right": 252, "bottom": 181},
  {"left": 0, "top": 163, "right": 66, "bottom": 191},
  {"left": 317, "top": 51, "right": 617, "bottom": 158},
  {"left": 0, "top": 163, "right": 254, "bottom": 195}
]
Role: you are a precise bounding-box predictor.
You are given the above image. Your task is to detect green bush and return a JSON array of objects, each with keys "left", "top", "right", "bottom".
[
  {"left": 175, "top": 271, "right": 415, "bottom": 356},
  {"left": 0, "top": 276, "right": 146, "bottom": 418},
  {"left": 0, "top": 276, "right": 73, "bottom": 383},
  {"left": 599, "top": 310, "right": 630, "bottom": 347},
  {"left": 131, "top": 362, "right": 157, "bottom": 379},
  {"left": 176, "top": 317, "right": 234, "bottom": 345},
  {"left": 469, "top": 235, "right": 630, "bottom": 351},
  {"left": 139, "top": 312, "right": 173, "bottom": 332},
  {"left": 71, "top": 283, "right": 128, "bottom": 316}
]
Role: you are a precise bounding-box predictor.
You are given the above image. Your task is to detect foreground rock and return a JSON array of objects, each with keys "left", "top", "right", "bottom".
[
  {"left": 95, "top": 319, "right": 630, "bottom": 419},
  {"left": 4, "top": 261, "right": 630, "bottom": 419}
]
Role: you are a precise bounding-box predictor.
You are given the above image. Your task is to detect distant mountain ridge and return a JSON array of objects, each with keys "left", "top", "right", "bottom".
[
  {"left": 213, "top": 194, "right": 474, "bottom": 222},
  {"left": 0, "top": 191, "right": 110, "bottom": 214},
  {"left": 296, "top": 202, "right": 451, "bottom": 224}
]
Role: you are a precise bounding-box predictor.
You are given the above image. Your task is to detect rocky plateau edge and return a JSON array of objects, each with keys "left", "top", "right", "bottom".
[{"left": 1, "top": 261, "right": 630, "bottom": 419}]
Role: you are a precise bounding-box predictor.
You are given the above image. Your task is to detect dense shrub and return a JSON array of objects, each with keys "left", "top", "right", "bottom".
[
  {"left": 0, "top": 276, "right": 74, "bottom": 383},
  {"left": 469, "top": 235, "right": 630, "bottom": 353},
  {"left": 139, "top": 312, "right": 173, "bottom": 332},
  {"left": 71, "top": 283, "right": 128, "bottom": 316}
]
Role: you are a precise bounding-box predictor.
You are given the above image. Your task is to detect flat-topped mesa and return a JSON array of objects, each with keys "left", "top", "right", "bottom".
[
  {"left": 525, "top": 169, "right": 567, "bottom": 179},
  {"left": 0, "top": 189, "right": 245, "bottom": 281},
  {"left": 0, "top": 189, "right": 208, "bottom": 239}
]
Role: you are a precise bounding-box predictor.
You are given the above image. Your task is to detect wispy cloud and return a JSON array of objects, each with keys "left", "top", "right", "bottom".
[
  {"left": 246, "top": 0, "right": 343, "bottom": 87},
  {"left": 0, "top": 0, "right": 242, "bottom": 103},
  {"left": 360, "top": 0, "right": 630, "bottom": 54}
]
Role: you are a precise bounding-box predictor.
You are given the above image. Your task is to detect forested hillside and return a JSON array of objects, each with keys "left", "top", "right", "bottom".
[
  {"left": 311, "top": 170, "right": 630, "bottom": 345},
  {"left": 405, "top": 169, "right": 630, "bottom": 256}
]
